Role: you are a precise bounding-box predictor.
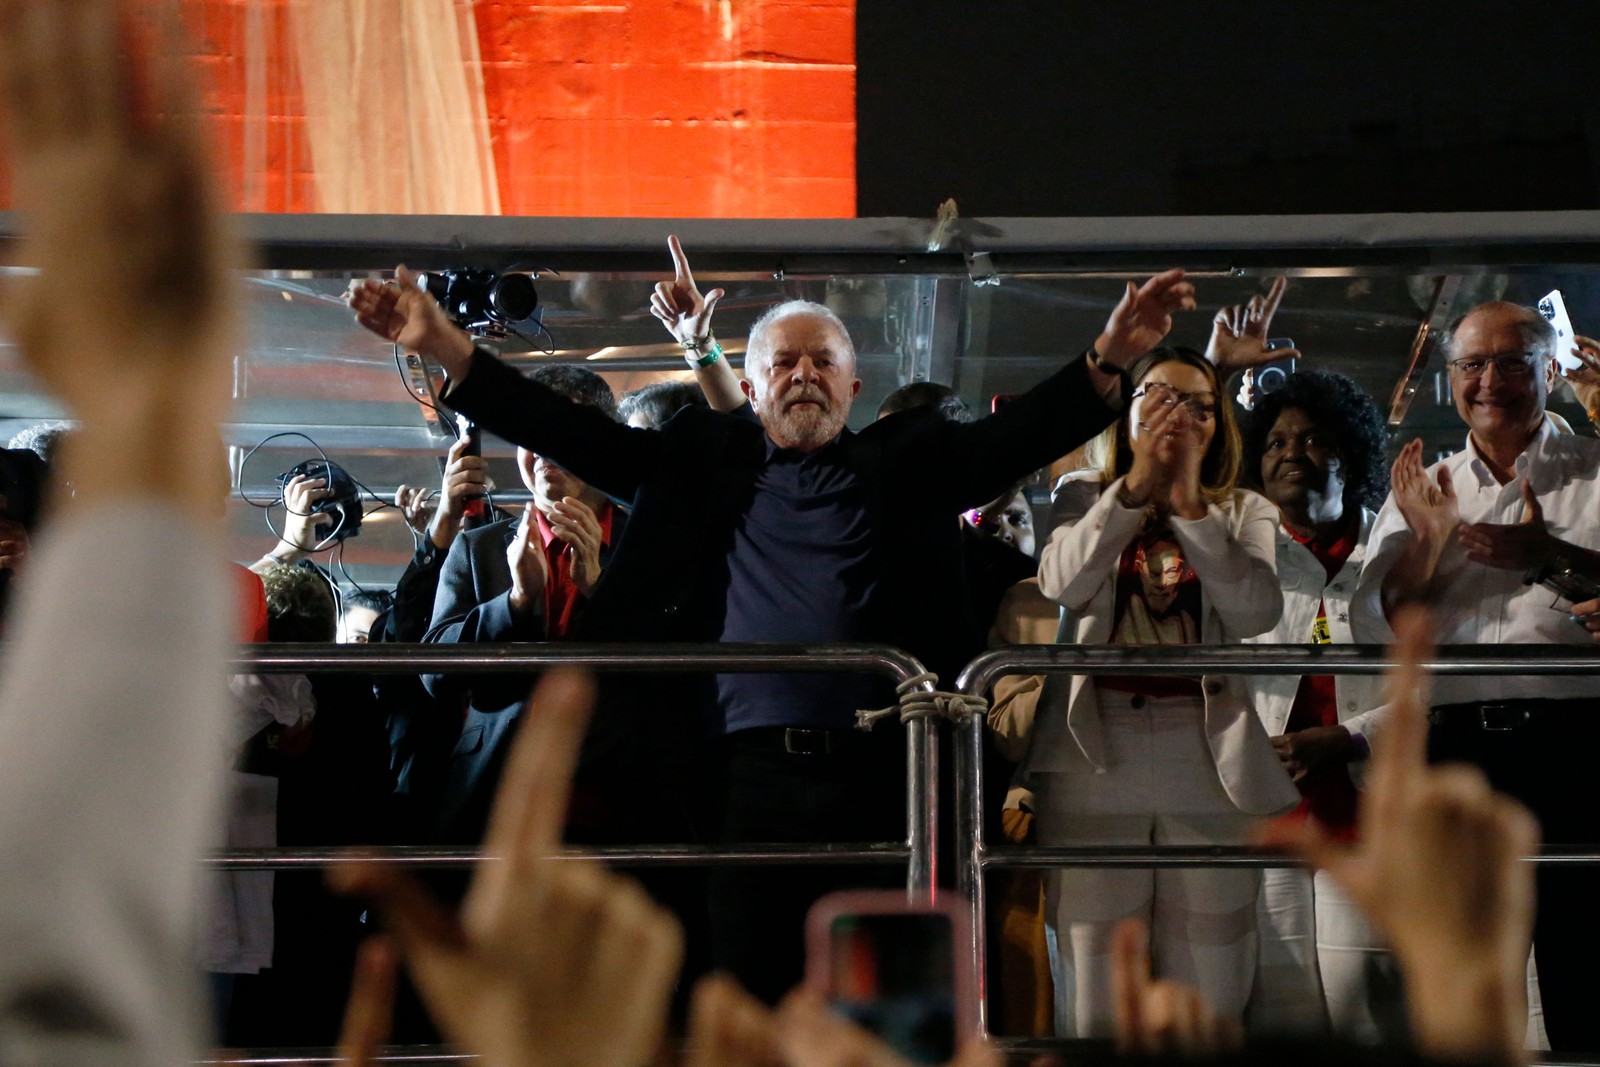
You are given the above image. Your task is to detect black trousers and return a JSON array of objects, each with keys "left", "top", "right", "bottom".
[
  {"left": 709, "top": 725, "right": 907, "bottom": 1005},
  {"left": 1428, "top": 697, "right": 1600, "bottom": 1053}
]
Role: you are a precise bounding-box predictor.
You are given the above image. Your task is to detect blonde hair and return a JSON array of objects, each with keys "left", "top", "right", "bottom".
[{"left": 1094, "top": 346, "right": 1241, "bottom": 504}]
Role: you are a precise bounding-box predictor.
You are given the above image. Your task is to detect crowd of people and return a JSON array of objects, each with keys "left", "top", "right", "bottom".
[{"left": 2, "top": 3, "right": 1599, "bottom": 1066}]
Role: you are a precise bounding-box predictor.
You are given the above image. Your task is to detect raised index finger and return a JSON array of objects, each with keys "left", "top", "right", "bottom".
[
  {"left": 667, "top": 233, "right": 696, "bottom": 287},
  {"left": 1111, "top": 918, "right": 1151, "bottom": 1054},
  {"left": 1371, "top": 606, "right": 1434, "bottom": 805},
  {"left": 480, "top": 668, "right": 596, "bottom": 863}
]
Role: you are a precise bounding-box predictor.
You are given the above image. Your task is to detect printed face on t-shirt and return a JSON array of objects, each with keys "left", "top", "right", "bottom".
[
  {"left": 1111, "top": 524, "right": 1203, "bottom": 646},
  {"left": 1138, "top": 537, "right": 1186, "bottom": 615}
]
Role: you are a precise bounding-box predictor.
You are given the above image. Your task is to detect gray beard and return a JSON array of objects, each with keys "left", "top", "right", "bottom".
[{"left": 762, "top": 402, "right": 844, "bottom": 449}]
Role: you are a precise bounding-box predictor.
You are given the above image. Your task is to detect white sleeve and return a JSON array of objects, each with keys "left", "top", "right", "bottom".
[
  {"left": 0, "top": 503, "right": 231, "bottom": 1066},
  {"left": 1350, "top": 491, "right": 1409, "bottom": 646},
  {"left": 1037, "top": 475, "right": 1145, "bottom": 610},
  {"left": 1169, "top": 490, "right": 1283, "bottom": 638}
]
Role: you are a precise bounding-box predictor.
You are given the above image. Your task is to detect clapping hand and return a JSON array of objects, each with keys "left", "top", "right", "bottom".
[
  {"left": 505, "top": 503, "right": 549, "bottom": 617},
  {"left": 1458, "top": 478, "right": 1556, "bottom": 572},
  {"left": 548, "top": 496, "right": 604, "bottom": 596},
  {"left": 1390, "top": 439, "right": 1459, "bottom": 549}
]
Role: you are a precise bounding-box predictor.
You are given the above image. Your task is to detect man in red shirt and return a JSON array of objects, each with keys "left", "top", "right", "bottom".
[{"left": 421, "top": 365, "right": 624, "bottom": 842}]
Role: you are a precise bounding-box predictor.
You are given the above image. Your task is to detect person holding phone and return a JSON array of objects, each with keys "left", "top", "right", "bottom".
[
  {"left": 1029, "top": 346, "right": 1296, "bottom": 1038},
  {"left": 1351, "top": 300, "right": 1600, "bottom": 1051}
]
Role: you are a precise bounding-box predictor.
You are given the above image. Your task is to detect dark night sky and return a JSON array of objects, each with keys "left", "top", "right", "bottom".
[{"left": 856, "top": 1, "right": 1600, "bottom": 217}]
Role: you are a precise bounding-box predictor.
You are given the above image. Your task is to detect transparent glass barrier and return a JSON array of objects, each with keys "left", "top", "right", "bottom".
[{"left": 0, "top": 262, "right": 1597, "bottom": 584}]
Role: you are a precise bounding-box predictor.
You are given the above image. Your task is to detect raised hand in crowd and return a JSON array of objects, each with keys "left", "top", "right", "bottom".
[
  {"left": 330, "top": 669, "right": 685, "bottom": 1067},
  {"left": 1381, "top": 438, "right": 1459, "bottom": 610},
  {"left": 418, "top": 433, "right": 491, "bottom": 551},
  {"left": 1203, "top": 276, "right": 1301, "bottom": 408},
  {"left": 348, "top": 265, "right": 476, "bottom": 381},
  {"left": 547, "top": 495, "right": 605, "bottom": 596},
  {"left": 1262, "top": 608, "right": 1538, "bottom": 1067},
  {"left": 260, "top": 473, "right": 332, "bottom": 567},
  {"left": 1092, "top": 268, "right": 1197, "bottom": 371},
  {"left": 653, "top": 233, "right": 725, "bottom": 348},
  {"left": 334, "top": 938, "right": 399, "bottom": 1067},
  {"left": 395, "top": 484, "right": 433, "bottom": 537},
  {"left": 1110, "top": 917, "right": 1241, "bottom": 1057},
  {"left": 2, "top": 0, "right": 238, "bottom": 516},
  {"left": 684, "top": 973, "right": 999, "bottom": 1067},
  {"left": 651, "top": 234, "right": 746, "bottom": 412},
  {"left": 505, "top": 502, "right": 550, "bottom": 618},
  {"left": 1561, "top": 335, "right": 1600, "bottom": 427}
]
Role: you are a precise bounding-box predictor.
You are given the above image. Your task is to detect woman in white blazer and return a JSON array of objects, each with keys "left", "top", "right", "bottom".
[
  {"left": 1029, "top": 345, "right": 1297, "bottom": 1037},
  {"left": 1236, "top": 370, "right": 1400, "bottom": 1041}
]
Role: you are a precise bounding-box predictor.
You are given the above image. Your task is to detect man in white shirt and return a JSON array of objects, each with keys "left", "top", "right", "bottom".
[{"left": 1352, "top": 300, "right": 1600, "bottom": 1052}]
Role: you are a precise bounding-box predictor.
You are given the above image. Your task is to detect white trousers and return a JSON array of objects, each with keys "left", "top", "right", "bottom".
[
  {"left": 1251, "top": 865, "right": 1405, "bottom": 1040},
  {"left": 1035, "top": 692, "right": 1259, "bottom": 1038}
]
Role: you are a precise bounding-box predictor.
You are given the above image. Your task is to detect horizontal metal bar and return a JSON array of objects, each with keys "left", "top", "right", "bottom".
[
  {"left": 988, "top": 1037, "right": 1600, "bottom": 1067},
  {"left": 235, "top": 642, "right": 926, "bottom": 681},
  {"left": 200, "top": 1048, "right": 466, "bottom": 1065},
  {"left": 982, "top": 845, "right": 1600, "bottom": 869},
  {"left": 956, "top": 643, "right": 1600, "bottom": 696},
  {"left": 209, "top": 842, "right": 911, "bottom": 871}
]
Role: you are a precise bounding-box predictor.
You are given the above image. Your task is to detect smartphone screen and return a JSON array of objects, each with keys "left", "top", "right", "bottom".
[
  {"left": 1537, "top": 289, "right": 1583, "bottom": 372},
  {"left": 826, "top": 912, "right": 957, "bottom": 1064}
]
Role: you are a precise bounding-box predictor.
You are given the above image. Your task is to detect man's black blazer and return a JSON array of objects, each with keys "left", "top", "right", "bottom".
[{"left": 444, "top": 347, "right": 1125, "bottom": 687}]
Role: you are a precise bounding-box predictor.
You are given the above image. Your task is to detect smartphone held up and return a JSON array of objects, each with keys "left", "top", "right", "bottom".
[{"left": 806, "top": 891, "right": 973, "bottom": 1065}]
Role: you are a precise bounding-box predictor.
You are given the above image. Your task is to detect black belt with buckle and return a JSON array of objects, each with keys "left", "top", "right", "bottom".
[
  {"left": 1427, "top": 702, "right": 1534, "bottom": 732},
  {"left": 730, "top": 725, "right": 873, "bottom": 757},
  {"left": 784, "top": 727, "right": 838, "bottom": 755}
]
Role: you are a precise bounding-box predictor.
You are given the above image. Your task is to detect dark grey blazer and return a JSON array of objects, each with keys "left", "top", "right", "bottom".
[{"left": 421, "top": 510, "right": 624, "bottom": 840}]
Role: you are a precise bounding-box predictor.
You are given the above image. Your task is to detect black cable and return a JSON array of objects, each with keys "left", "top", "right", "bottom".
[{"left": 507, "top": 313, "right": 556, "bottom": 356}]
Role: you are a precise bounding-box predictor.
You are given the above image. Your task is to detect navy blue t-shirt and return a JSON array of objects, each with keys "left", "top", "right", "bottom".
[{"left": 717, "top": 434, "right": 891, "bottom": 732}]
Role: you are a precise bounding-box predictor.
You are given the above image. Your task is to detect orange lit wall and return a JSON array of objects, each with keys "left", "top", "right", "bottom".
[
  {"left": 0, "top": 1, "right": 855, "bottom": 218},
  {"left": 474, "top": 1, "right": 855, "bottom": 217}
]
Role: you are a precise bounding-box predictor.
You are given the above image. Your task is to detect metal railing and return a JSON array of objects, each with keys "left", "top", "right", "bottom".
[
  {"left": 951, "top": 642, "right": 1600, "bottom": 1038},
  {"left": 229, "top": 642, "right": 938, "bottom": 892},
  {"left": 213, "top": 640, "right": 1600, "bottom": 1060}
]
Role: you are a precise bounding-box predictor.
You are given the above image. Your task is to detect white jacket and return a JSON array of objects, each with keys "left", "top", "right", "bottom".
[
  {"left": 1245, "top": 509, "right": 1389, "bottom": 753},
  {"left": 1028, "top": 471, "right": 1298, "bottom": 816}
]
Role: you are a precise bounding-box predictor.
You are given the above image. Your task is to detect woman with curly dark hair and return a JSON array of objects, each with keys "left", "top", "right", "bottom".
[{"left": 1236, "top": 368, "right": 1400, "bottom": 1043}]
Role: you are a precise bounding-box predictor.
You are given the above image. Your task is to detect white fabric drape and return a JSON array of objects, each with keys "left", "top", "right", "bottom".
[{"left": 286, "top": 0, "right": 500, "bottom": 215}]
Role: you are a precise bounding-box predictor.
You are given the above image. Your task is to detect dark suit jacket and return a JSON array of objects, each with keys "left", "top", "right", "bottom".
[
  {"left": 422, "top": 510, "right": 625, "bottom": 840},
  {"left": 444, "top": 348, "right": 1125, "bottom": 685}
]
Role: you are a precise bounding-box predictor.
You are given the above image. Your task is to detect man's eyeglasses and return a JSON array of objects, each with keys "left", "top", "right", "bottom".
[
  {"left": 1132, "top": 381, "right": 1218, "bottom": 421},
  {"left": 1447, "top": 352, "right": 1538, "bottom": 380}
]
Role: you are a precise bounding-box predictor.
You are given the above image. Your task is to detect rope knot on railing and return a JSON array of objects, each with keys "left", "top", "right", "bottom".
[{"left": 856, "top": 671, "right": 989, "bottom": 730}]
